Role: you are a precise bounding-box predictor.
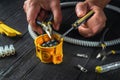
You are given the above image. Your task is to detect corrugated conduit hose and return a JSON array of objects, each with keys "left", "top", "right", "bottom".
[{"left": 28, "top": 2, "right": 120, "bottom": 47}]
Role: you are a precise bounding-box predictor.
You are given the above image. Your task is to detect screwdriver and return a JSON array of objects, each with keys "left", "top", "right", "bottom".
[
  {"left": 95, "top": 61, "right": 120, "bottom": 73},
  {"left": 62, "top": 10, "right": 94, "bottom": 36}
]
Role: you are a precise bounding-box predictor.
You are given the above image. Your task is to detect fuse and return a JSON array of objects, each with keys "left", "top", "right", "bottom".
[{"left": 95, "top": 61, "right": 120, "bottom": 73}]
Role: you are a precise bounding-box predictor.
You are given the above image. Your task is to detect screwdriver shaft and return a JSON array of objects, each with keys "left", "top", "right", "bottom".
[
  {"left": 62, "top": 27, "right": 74, "bottom": 37},
  {"left": 62, "top": 10, "right": 94, "bottom": 37}
]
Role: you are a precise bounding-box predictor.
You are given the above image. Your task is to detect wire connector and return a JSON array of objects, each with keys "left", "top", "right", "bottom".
[{"left": 0, "top": 44, "right": 15, "bottom": 58}]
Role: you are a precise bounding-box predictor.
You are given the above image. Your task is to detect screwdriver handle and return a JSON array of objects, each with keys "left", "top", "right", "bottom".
[
  {"left": 95, "top": 61, "right": 120, "bottom": 73},
  {"left": 72, "top": 10, "right": 94, "bottom": 28},
  {"left": 110, "top": 50, "right": 120, "bottom": 54}
]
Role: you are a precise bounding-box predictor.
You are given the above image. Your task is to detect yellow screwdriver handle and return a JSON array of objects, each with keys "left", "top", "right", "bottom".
[{"left": 72, "top": 10, "right": 94, "bottom": 28}]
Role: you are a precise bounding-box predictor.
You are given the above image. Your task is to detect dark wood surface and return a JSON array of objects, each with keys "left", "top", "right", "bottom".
[{"left": 0, "top": 0, "right": 120, "bottom": 80}]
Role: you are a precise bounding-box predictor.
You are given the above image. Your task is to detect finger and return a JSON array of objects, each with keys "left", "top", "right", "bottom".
[
  {"left": 75, "top": 2, "right": 88, "bottom": 17},
  {"left": 50, "top": 1, "right": 62, "bottom": 30},
  {"left": 87, "top": 6, "right": 106, "bottom": 34},
  {"left": 26, "top": 3, "right": 43, "bottom": 34},
  {"left": 23, "top": 1, "right": 27, "bottom": 13},
  {"left": 78, "top": 24, "right": 93, "bottom": 37},
  {"left": 27, "top": 4, "right": 40, "bottom": 25},
  {"left": 37, "top": 9, "right": 48, "bottom": 21},
  {"left": 32, "top": 24, "right": 43, "bottom": 34},
  {"left": 78, "top": 6, "right": 106, "bottom": 37}
]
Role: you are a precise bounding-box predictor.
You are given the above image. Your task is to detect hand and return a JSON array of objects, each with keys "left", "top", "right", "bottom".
[
  {"left": 75, "top": 1, "right": 107, "bottom": 37},
  {"left": 23, "top": 0, "right": 62, "bottom": 34}
]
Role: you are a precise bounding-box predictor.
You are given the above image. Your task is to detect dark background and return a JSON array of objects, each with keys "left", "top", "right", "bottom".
[{"left": 0, "top": 0, "right": 120, "bottom": 80}]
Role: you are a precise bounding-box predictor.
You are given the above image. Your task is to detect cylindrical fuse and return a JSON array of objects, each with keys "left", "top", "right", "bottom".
[{"left": 95, "top": 61, "right": 120, "bottom": 73}]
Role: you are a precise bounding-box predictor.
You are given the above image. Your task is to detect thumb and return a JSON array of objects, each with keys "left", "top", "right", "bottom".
[{"left": 75, "top": 2, "right": 88, "bottom": 17}]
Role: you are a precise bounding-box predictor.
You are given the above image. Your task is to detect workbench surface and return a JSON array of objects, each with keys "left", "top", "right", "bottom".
[{"left": 0, "top": 0, "right": 120, "bottom": 80}]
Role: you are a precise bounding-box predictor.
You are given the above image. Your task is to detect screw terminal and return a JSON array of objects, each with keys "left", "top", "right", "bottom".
[{"left": 0, "top": 44, "right": 15, "bottom": 58}]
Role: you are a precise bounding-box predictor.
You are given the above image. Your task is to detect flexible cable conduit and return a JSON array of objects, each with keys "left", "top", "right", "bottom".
[{"left": 28, "top": 2, "right": 120, "bottom": 47}]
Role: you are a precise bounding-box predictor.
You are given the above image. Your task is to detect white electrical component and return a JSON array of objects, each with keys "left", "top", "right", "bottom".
[{"left": 0, "top": 44, "right": 15, "bottom": 58}]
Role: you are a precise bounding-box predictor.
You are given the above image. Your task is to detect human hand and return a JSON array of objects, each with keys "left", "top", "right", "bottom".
[
  {"left": 23, "top": 0, "right": 62, "bottom": 34},
  {"left": 75, "top": 1, "right": 108, "bottom": 37}
]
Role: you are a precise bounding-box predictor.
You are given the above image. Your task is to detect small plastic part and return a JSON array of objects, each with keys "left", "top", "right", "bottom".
[
  {"left": 4, "top": 45, "right": 11, "bottom": 56},
  {"left": 34, "top": 34, "right": 63, "bottom": 64},
  {"left": 95, "top": 61, "right": 120, "bottom": 73},
  {"left": 0, "top": 47, "right": 5, "bottom": 57},
  {"left": 0, "top": 21, "right": 22, "bottom": 37},
  {"left": 9, "top": 44, "right": 16, "bottom": 55},
  {"left": 0, "top": 44, "right": 15, "bottom": 58}
]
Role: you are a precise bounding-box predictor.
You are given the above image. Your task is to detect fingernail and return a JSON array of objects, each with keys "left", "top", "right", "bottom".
[{"left": 76, "top": 9, "right": 83, "bottom": 17}]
